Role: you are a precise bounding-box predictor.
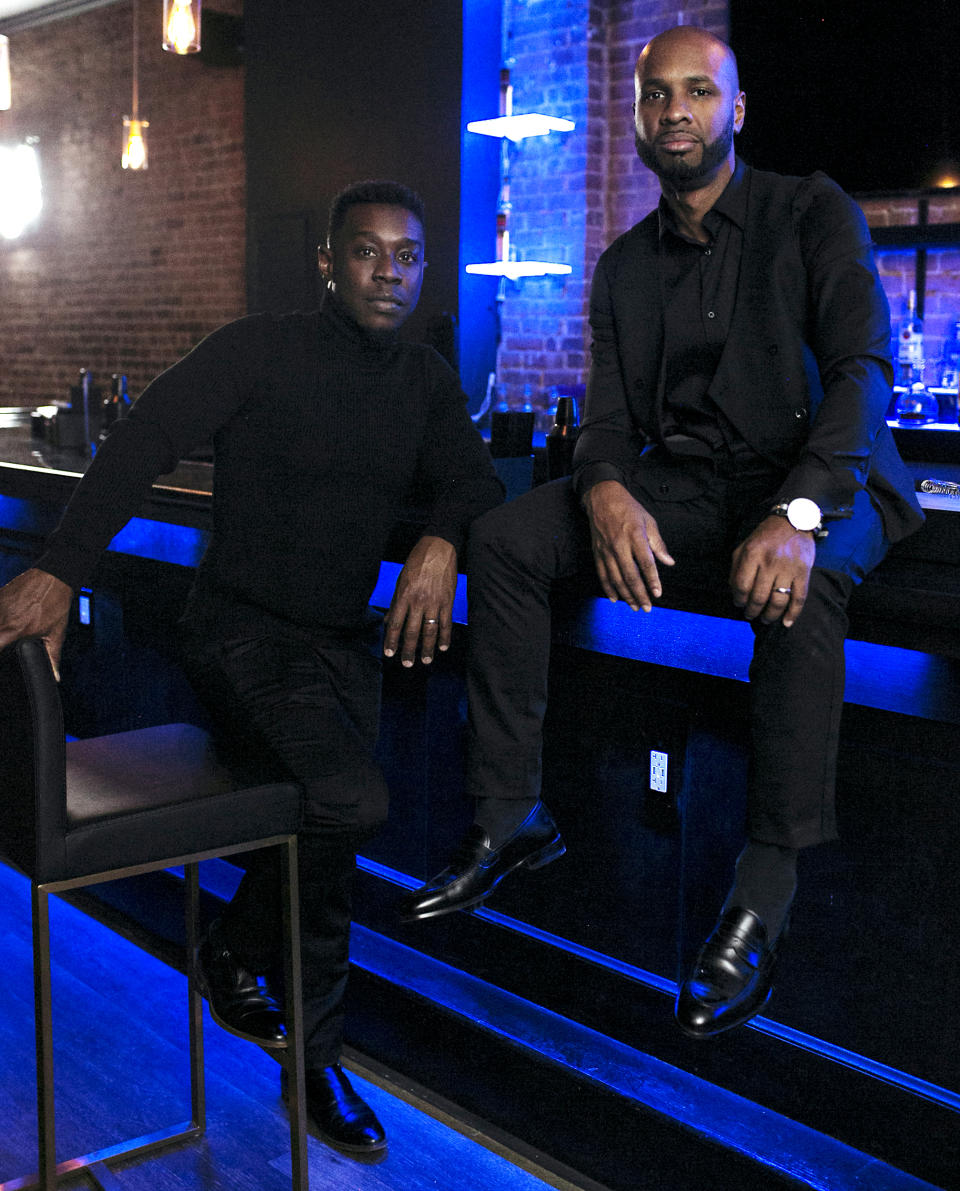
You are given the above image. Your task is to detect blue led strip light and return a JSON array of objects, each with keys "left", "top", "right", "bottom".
[{"left": 356, "top": 854, "right": 960, "bottom": 1116}]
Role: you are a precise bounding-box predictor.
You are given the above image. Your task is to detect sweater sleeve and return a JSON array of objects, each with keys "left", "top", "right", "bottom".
[
  {"left": 36, "top": 315, "right": 270, "bottom": 589},
  {"left": 410, "top": 350, "right": 504, "bottom": 554}
]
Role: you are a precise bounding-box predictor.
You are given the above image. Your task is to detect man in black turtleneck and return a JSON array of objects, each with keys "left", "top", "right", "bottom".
[{"left": 0, "top": 180, "right": 503, "bottom": 1155}]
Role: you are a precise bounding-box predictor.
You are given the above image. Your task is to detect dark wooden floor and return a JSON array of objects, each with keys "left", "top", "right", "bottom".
[{"left": 0, "top": 861, "right": 588, "bottom": 1191}]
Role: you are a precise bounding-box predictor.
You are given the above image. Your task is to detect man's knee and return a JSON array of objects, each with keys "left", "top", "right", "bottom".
[
  {"left": 467, "top": 499, "right": 528, "bottom": 566},
  {"left": 466, "top": 478, "right": 581, "bottom": 578},
  {"left": 301, "top": 767, "right": 389, "bottom": 839}
]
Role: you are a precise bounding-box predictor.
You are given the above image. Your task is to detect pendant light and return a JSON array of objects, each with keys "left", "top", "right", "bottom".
[
  {"left": 0, "top": 35, "right": 10, "bottom": 112},
  {"left": 162, "top": 0, "right": 201, "bottom": 55},
  {"left": 122, "top": 0, "right": 148, "bottom": 169}
]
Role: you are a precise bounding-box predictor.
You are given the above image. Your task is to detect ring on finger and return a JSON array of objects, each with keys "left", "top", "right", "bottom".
[
  {"left": 424, "top": 618, "right": 438, "bottom": 625},
  {"left": 774, "top": 586, "right": 791, "bottom": 595}
]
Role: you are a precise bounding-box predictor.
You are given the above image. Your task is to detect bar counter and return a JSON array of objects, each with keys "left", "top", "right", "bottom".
[{"left": 3, "top": 409, "right": 959, "bottom": 652}]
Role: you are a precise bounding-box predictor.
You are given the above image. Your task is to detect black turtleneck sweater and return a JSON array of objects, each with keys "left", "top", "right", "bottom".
[{"left": 37, "top": 300, "right": 503, "bottom": 631}]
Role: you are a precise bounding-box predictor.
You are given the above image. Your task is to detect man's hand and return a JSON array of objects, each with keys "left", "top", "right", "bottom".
[
  {"left": 583, "top": 480, "right": 675, "bottom": 611},
  {"left": 383, "top": 536, "right": 458, "bottom": 667},
  {"left": 0, "top": 568, "right": 74, "bottom": 679},
  {"left": 729, "top": 516, "right": 816, "bottom": 627}
]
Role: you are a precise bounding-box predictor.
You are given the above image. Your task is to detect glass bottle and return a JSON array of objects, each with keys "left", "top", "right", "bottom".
[
  {"left": 894, "top": 363, "right": 939, "bottom": 425},
  {"left": 896, "top": 289, "right": 924, "bottom": 388},
  {"left": 99, "top": 373, "right": 130, "bottom": 439},
  {"left": 79, "top": 368, "right": 95, "bottom": 455},
  {"left": 546, "top": 394, "right": 580, "bottom": 479},
  {"left": 939, "top": 318, "right": 960, "bottom": 391}
]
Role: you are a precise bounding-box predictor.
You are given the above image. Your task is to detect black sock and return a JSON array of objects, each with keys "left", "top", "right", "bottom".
[
  {"left": 722, "top": 840, "right": 797, "bottom": 940},
  {"left": 473, "top": 796, "right": 540, "bottom": 847}
]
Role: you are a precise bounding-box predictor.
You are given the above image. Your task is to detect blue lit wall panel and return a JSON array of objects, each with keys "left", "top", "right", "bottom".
[{"left": 458, "top": 0, "right": 503, "bottom": 411}]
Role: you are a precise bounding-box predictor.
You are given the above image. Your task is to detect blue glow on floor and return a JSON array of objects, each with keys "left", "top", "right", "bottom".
[{"left": 165, "top": 857, "right": 243, "bottom": 901}]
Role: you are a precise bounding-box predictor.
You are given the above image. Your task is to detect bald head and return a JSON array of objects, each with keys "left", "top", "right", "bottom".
[
  {"left": 635, "top": 26, "right": 740, "bottom": 97},
  {"left": 632, "top": 25, "right": 745, "bottom": 192}
]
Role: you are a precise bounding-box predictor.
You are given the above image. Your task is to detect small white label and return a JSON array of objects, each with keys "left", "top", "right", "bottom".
[{"left": 650, "top": 750, "right": 668, "bottom": 793}]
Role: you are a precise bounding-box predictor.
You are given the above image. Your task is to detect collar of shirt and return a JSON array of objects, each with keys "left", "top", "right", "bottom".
[{"left": 657, "top": 157, "right": 750, "bottom": 246}]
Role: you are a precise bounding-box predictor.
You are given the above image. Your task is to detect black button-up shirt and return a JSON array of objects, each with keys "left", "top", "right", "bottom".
[{"left": 657, "top": 159, "right": 753, "bottom": 461}]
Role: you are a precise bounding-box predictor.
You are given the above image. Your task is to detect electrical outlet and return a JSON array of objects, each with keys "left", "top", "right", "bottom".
[
  {"left": 650, "top": 749, "right": 668, "bottom": 793},
  {"left": 78, "top": 587, "right": 93, "bottom": 627}
]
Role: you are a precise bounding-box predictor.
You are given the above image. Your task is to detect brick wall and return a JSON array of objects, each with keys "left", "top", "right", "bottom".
[
  {"left": 496, "top": 0, "right": 729, "bottom": 427},
  {"left": 0, "top": 0, "right": 245, "bottom": 409},
  {"left": 491, "top": 0, "right": 596, "bottom": 412},
  {"left": 605, "top": 1, "right": 727, "bottom": 243},
  {"left": 495, "top": 1, "right": 960, "bottom": 425}
]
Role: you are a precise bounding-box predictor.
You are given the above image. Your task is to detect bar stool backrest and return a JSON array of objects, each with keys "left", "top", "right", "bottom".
[
  {"left": 0, "top": 636, "right": 309, "bottom": 1191},
  {"left": 0, "top": 636, "right": 67, "bottom": 880}
]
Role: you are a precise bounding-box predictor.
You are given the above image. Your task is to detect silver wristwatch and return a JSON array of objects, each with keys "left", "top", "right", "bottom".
[{"left": 769, "top": 498, "right": 827, "bottom": 539}]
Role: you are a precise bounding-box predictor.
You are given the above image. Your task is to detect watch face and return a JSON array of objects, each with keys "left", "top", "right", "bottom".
[{"left": 786, "top": 497, "right": 821, "bottom": 532}]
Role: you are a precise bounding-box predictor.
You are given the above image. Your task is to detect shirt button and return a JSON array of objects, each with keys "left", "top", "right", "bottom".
[
  {"left": 795, "top": 407, "right": 807, "bottom": 419},
  {"left": 659, "top": 483, "right": 670, "bottom": 495},
  {"left": 703, "top": 248, "right": 711, "bottom": 256},
  {"left": 707, "top": 311, "right": 716, "bottom": 318}
]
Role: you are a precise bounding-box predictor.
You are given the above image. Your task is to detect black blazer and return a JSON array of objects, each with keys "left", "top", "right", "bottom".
[{"left": 575, "top": 163, "right": 923, "bottom": 544}]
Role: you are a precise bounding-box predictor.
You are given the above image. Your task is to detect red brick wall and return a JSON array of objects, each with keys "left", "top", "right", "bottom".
[
  {"left": 605, "top": 1, "right": 728, "bottom": 243},
  {"left": 496, "top": 0, "right": 730, "bottom": 428},
  {"left": 491, "top": 0, "right": 597, "bottom": 413},
  {"left": 0, "top": 0, "right": 245, "bottom": 409}
]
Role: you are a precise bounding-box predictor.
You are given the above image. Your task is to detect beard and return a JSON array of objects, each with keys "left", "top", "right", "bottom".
[{"left": 635, "top": 114, "right": 736, "bottom": 189}]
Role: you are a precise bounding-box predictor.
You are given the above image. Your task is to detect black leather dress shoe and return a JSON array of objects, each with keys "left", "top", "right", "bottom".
[
  {"left": 398, "top": 801, "right": 565, "bottom": 922},
  {"left": 197, "top": 919, "right": 286, "bottom": 1048},
  {"left": 675, "top": 907, "right": 783, "bottom": 1039},
  {"left": 283, "top": 1064, "right": 387, "bottom": 1154}
]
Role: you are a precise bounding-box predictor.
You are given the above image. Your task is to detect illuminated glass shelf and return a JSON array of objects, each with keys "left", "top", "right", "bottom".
[
  {"left": 466, "top": 114, "right": 575, "bottom": 141},
  {"left": 465, "top": 260, "right": 572, "bottom": 280}
]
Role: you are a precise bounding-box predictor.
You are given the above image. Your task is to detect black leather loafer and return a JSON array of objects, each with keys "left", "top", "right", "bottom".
[
  {"left": 675, "top": 907, "right": 783, "bottom": 1039},
  {"left": 197, "top": 919, "right": 286, "bottom": 1048},
  {"left": 283, "top": 1064, "right": 387, "bottom": 1154},
  {"left": 398, "top": 801, "right": 565, "bottom": 922}
]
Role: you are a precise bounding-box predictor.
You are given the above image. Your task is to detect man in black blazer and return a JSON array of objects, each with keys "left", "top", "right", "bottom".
[{"left": 401, "top": 26, "right": 923, "bottom": 1037}]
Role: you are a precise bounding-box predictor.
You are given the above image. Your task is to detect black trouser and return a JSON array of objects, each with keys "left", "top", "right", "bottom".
[
  {"left": 464, "top": 457, "right": 889, "bottom": 848},
  {"left": 180, "top": 600, "right": 388, "bottom": 1069}
]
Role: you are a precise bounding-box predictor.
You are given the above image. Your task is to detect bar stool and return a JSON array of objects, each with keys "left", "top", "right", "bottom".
[{"left": 0, "top": 637, "right": 309, "bottom": 1191}]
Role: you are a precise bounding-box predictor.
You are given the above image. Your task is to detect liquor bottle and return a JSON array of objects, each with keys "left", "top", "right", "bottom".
[
  {"left": 100, "top": 373, "right": 119, "bottom": 436},
  {"left": 79, "top": 368, "right": 95, "bottom": 455},
  {"left": 896, "top": 289, "right": 924, "bottom": 387},
  {"left": 894, "top": 362, "right": 939, "bottom": 425},
  {"left": 99, "top": 373, "right": 131, "bottom": 439},
  {"left": 939, "top": 319, "right": 960, "bottom": 391},
  {"left": 546, "top": 394, "right": 580, "bottom": 479}
]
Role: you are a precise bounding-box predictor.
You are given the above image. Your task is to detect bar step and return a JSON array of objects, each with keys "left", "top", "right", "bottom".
[
  {"left": 345, "top": 924, "right": 944, "bottom": 1191},
  {"left": 76, "top": 860, "right": 957, "bottom": 1190}
]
